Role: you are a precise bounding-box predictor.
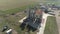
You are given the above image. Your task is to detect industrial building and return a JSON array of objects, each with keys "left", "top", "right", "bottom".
[{"left": 20, "top": 7, "right": 44, "bottom": 32}]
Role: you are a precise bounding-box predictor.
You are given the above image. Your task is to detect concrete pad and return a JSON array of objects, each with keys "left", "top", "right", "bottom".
[{"left": 37, "top": 13, "right": 49, "bottom": 34}]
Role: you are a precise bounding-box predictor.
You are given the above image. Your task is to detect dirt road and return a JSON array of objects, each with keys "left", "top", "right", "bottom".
[{"left": 55, "top": 10, "right": 60, "bottom": 34}]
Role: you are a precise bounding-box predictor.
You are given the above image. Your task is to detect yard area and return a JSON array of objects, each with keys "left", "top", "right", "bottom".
[
  {"left": 0, "top": 10, "right": 27, "bottom": 34},
  {"left": 44, "top": 16, "right": 59, "bottom": 34}
]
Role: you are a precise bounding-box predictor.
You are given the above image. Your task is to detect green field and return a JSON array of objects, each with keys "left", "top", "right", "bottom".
[
  {"left": 0, "top": 0, "right": 41, "bottom": 10},
  {"left": 0, "top": 0, "right": 40, "bottom": 14},
  {"left": 44, "top": 16, "right": 59, "bottom": 34},
  {"left": 0, "top": 0, "right": 59, "bottom": 10}
]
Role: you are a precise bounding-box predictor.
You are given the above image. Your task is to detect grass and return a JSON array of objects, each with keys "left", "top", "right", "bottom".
[
  {"left": 0, "top": 11, "right": 26, "bottom": 34},
  {"left": 0, "top": 2, "right": 37, "bottom": 14},
  {"left": 44, "top": 16, "right": 59, "bottom": 34},
  {"left": 0, "top": 0, "right": 41, "bottom": 10}
]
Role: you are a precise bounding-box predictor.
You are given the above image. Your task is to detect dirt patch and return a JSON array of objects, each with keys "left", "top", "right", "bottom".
[{"left": 12, "top": 30, "right": 18, "bottom": 34}]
